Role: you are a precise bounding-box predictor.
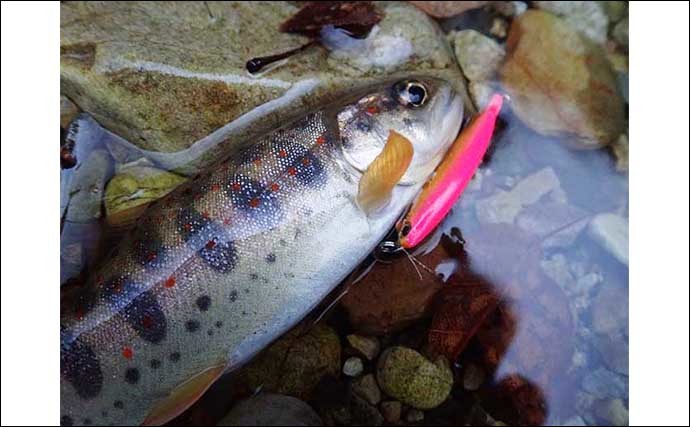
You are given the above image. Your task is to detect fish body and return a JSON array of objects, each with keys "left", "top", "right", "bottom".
[{"left": 60, "top": 77, "right": 462, "bottom": 426}]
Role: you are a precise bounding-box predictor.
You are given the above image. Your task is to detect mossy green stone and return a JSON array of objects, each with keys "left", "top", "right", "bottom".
[
  {"left": 242, "top": 324, "right": 341, "bottom": 400},
  {"left": 376, "top": 346, "right": 453, "bottom": 410},
  {"left": 104, "top": 166, "right": 186, "bottom": 218}
]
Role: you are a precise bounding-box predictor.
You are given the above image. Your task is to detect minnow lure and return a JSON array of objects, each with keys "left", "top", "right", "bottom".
[
  {"left": 398, "top": 93, "right": 503, "bottom": 248},
  {"left": 60, "top": 78, "right": 462, "bottom": 426}
]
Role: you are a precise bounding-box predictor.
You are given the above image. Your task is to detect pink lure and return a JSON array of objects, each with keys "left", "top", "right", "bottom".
[{"left": 398, "top": 94, "right": 503, "bottom": 248}]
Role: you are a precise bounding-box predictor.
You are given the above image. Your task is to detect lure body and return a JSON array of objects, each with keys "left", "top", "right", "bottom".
[
  {"left": 60, "top": 78, "right": 462, "bottom": 426},
  {"left": 399, "top": 94, "right": 503, "bottom": 248}
]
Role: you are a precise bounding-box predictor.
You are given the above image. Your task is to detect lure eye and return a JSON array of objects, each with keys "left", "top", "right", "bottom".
[
  {"left": 394, "top": 80, "right": 428, "bottom": 108},
  {"left": 400, "top": 221, "right": 412, "bottom": 236}
]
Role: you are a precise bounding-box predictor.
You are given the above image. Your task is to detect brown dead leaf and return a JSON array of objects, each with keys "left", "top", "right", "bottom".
[{"left": 280, "top": 1, "right": 383, "bottom": 38}]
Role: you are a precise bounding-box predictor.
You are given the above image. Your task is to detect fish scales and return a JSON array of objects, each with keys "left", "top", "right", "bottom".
[{"left": 61, "top": 78, "right": 463, "bottom": 426}]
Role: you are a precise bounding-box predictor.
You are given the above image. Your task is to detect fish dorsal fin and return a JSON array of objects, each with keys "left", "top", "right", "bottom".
[
  {"left": 357, "top": 130, "right": 414, "bottom": 215},
  {"left": 142, "top": 362, "right": 227, "bottom": 426}
]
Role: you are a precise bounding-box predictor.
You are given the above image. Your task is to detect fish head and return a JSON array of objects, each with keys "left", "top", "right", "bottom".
[{"left": 337, "top": 77, "right": 463, "bottom": 186}]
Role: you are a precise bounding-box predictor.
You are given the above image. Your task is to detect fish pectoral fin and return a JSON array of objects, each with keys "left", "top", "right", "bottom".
[
  {"left": 141, "top": 362, "right": 227, "bottom": 426},
  {"left": 357, "top": 130, "right": 414, "bottom": 215}
]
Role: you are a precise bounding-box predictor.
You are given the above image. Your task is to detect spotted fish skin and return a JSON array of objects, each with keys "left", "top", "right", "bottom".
[{"left": 60, "top": 77, "right": 463, "bottom": 425}]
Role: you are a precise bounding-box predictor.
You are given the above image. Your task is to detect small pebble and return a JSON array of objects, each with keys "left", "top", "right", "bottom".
[
  {"left": 380, "top": 401, "right": 402, "bottom": 424},
  {"left": 343, "top": 356, "right": 364, "bottom": 377},
  {"left": 347, "top": 334, "right": 380, "bottom": 361},
  {"left": 406, "top": 409, "right": 425, "bottom": 423},
  {"left": 463, "top": 363, "right": 486, "bottom": 391},
  {"left": 352, "top": 374, "right": 381, "bottom": 406}
]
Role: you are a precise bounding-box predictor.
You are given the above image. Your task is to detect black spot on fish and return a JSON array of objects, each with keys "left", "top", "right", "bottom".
[
  {"left": 215, "top": 320, "right": 223, "bottom": 328},
  {"left": 177, "top": 207, "right": 212, "bottom": 241},
  {"left": 250, "top": 273, "right": 258, "bottom": 281},
  {"left": 198, "top": 239, "right": 238, "bottom": 273},
  {"left": 114, "top": 400, "right": 124, "bottom": 409},
  {"left": 229, "top": 290, "right": 238, "bottom": 302},
  {"left": 123, "top": 290, "right": 167, "bottom": 344},
  {"left": 295, "top": 152, "right": 326, "bottom": 186},
  {"left": 185, "top": 320, "right": 200, "bottom": 333},
  {"left": 150, "top": 359, "right": 161, "bottom": 370},
  {"left": 132, "top": 235, "right": 167, "bottom": 269},
  {"left": 195, "top": 295, "right": 211, "bottom": 311},
  {"left": 124, "top": 368, "right": 140, "bottom": 384},
  {"left": 169, "top": 352, "right": 181, "bottom": 362},
  {"left": 60, "top": 331, "right": 103, "bottom": 400},
  {"left": 265, "top": 253, "right": 276, "bottom": 263},
  {"left": 228, "top": 177, "right": 283, "bottom": 224},
  {"left": 279, "top": 239, "right": 287, "bottom": 246},
  {"left": 356, "top": 119, "right": 372, "bottom": 132},
  {"left": 61, "top": 416, "right": 73, "bottom": 426},
  {"left": 207, "top": 329, "right": 214, "bottom": 336}
]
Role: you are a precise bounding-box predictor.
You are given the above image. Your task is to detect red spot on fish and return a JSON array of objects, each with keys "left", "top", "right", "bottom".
[
  {"left": 147, "top": 252, "right": 157, "bottom": 262},
  {"left": 316, "top": 135, "right": 326, "bottom": 145},
  {"left": 211, "top": 183, "right": 220, "bottom": 192},
  {"left": 232, "top": 183, "right": 242, "bottom": 191},
  {"left": 168, "top": 211, "right": 176, "bottom": 219},
  {"left": 165, "top": 276, "right": 176, "bottom": 288},
  {"left": 96, "top": 275, "right": 104, "bottom": 286},
  {"left": 302, "top": 157, "right": 311, "bottom": 166},
  {"left": 249, "top": 198, "right": 260, "bottom": 208},
  {"left": 141, "top": 314, "right": 154, "bottom": 330},
  {"left": 270, "top": 183, "right": 280, "bottom": 192},
  {"left": 122, "top": 347, "right": 133, "bottom": 360},
  {"left": 205, "top": 240, "right": 216, "bottom": 250},
  {"left": 288, "top": 167, "right": 297, "bottom": 176},
  {"left": 254, "top": 159, "right": 262, "bottom": 167},
  {"left": 113, "top": 279, "right": 123, "bottom": 293},
  {"left": 278, "top": 149, "right": 288, "bottom": 158},
  {"left": 366, "top": 105, "right": 379, "bottom": 115},
  {"left": 75, "top": 306, "right": 85, "bottom": 321},
  {"left": 184, "top": 223, "right": 192, "bottom": 232},
  {"left": 202, "top": 211, "right": 210, "bottom": 219},
  {"left": 223, "top": 217, "right": 231, "bottom": 225},
  {"left": 194, "top": 193, "right": 202, "bottom": 200}
]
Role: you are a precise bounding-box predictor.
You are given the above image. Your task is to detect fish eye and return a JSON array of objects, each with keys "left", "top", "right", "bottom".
[{"left": 394, "top": 80, "right": 428, "bottom": 108}]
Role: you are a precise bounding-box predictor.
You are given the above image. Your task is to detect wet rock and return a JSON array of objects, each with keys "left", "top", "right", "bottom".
[
  {"left": 612, "top": 17, "right": 628, "bottom": 47},
  {"left": 593, "top": 332, "right": 628, "bottom": 376},
  {"left": 516, "top": 202, "right": 590, "bottom": 249},
  {"left": 343, "top": 357, "right": 364, "bottom": 378},
  {"left": 600, "top": 1, "right": 627, "bottom": 24},
  {"left": 475, "top": 167, "right": 561, "bottom": 225},
  {"left": 581, "top": 367, "right": 628, "bottom": 399},
  {"left": 449, "top": 29, "right": 504, "bottom": 109},
  {"left": 560, "top": 415, "right": 587, "bottom": 426},
  {"left": 593, "top": 398, "right": 629, "bottom": 426},
  {"left": 104, "top": 165, "right": 187, "bottom": 227},
  {"left": 217, "top": 393, "right": 322, "bottom": 426},
  {"left": 408, "top": 1, "right": 489, "bottom": 18},
  {"left": 611, "top": 134, "right": 628, "bottom": 172},
  {"left": 449, "top": 30, "right": 505, "bottom": 82},
  {"left": 491, "top": 1, "right": 528, "bottom": 18},
  {"left": 340, "top": 234, "right": 463, "bottom": 335},
  {"left": 60, "top": 95, "right": 79, "bottom": 129},
  {"left": 352, "top": 374, "right": 381, "bottom": 406},
  {"left": 591, "top": 284, "right": 628, "bottom": 335},
  {"left": 380, "top": 401, "right": 402, "bottom": 424},
  {"left": 462, "top": 363, "right": 486, "bottom": 391},
  {"left": 406, "top": 409, "right": 425, "bottom": 423},
  {"left": 242, "top": 324, "right": 341, "bottom": 400},
  {"left": 346, "top": 334, "right": 380, "bottom": 361},
  {"left": 65, "top": 149, "right": 111, "bottom": 223},
  {"left": 61, "top": 2, "right": 468, "bottom": 154},
  {"left": 535, "top": 1, "right": 609, "bottom": 44},
  {"left": 376, "top": 347, "right": 453, "bottom": 410},
  {"left": 489, "top": 17, "right": 509, "bottom": 39},
  {"left": 500, "top": 10, "right": 625, "bottom": 148},
  {"left": 588, "top": 213, "right": 628, "bottom": 266}
]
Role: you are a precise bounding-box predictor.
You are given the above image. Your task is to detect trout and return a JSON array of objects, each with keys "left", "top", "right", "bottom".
[{"left": 60, "top": 77, "right": 463, "bottom": 426}]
